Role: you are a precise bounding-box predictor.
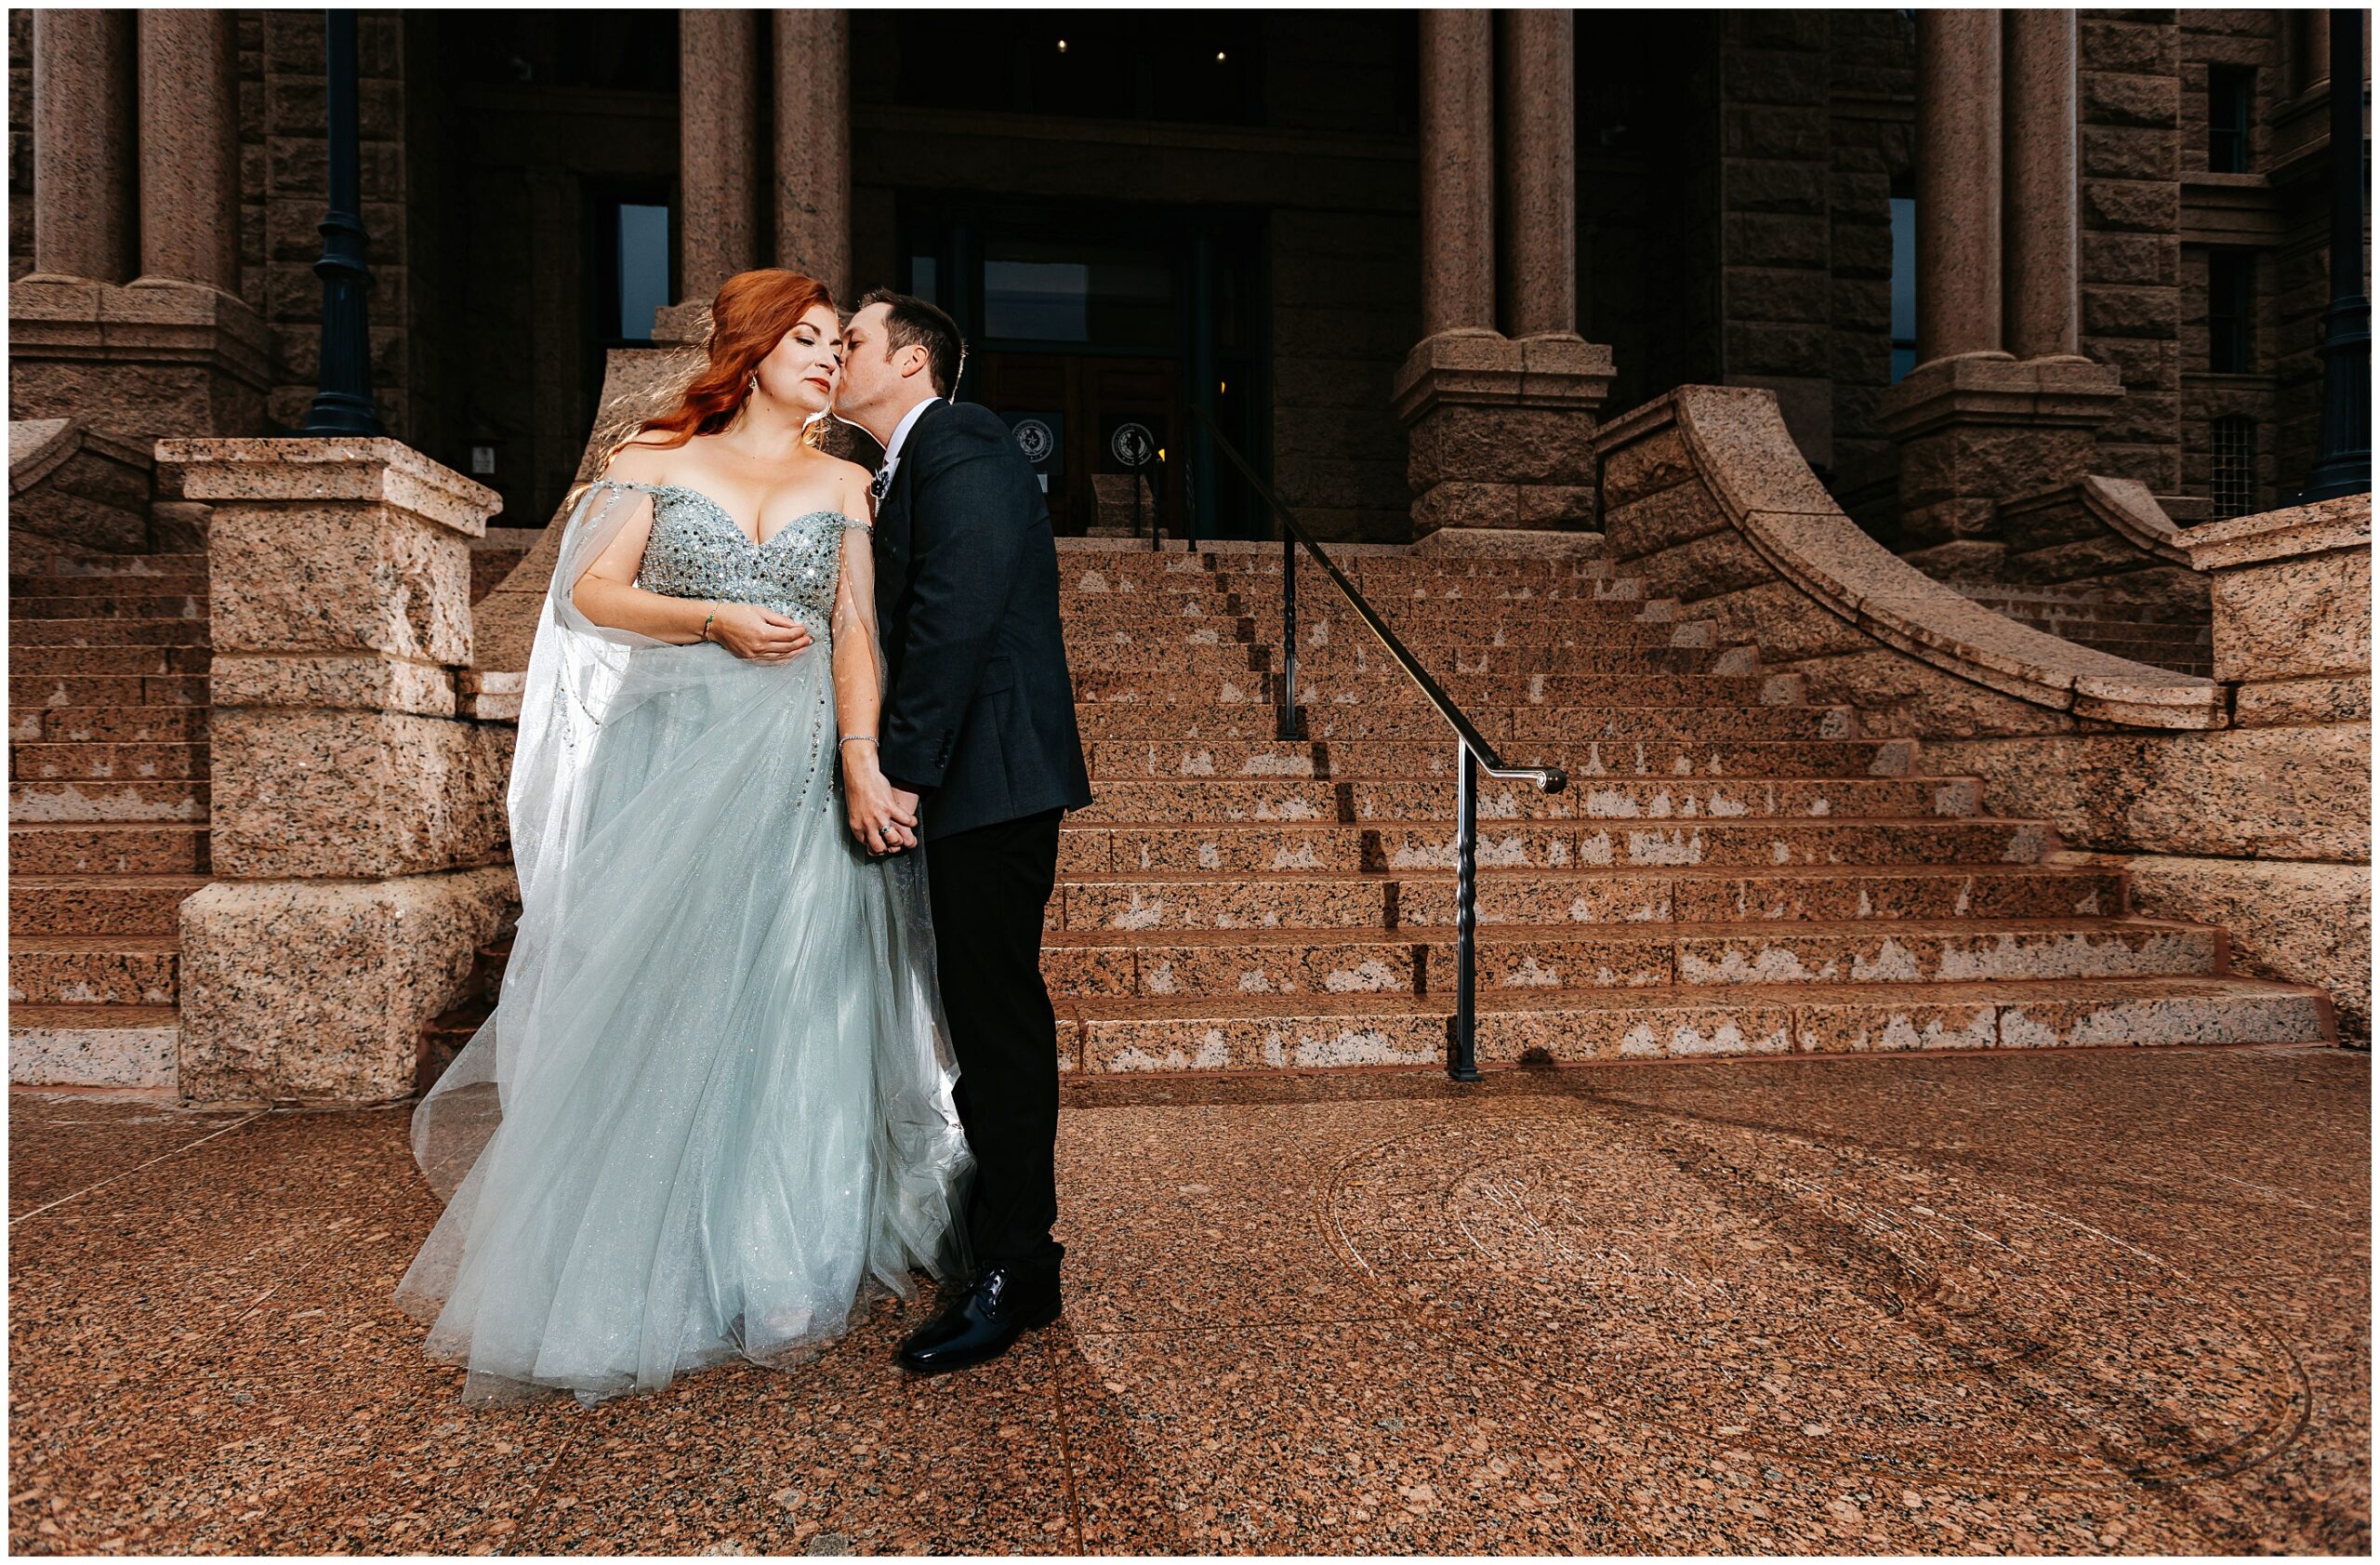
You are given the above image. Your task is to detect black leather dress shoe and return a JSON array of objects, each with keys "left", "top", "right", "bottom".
[{"left": 897, "top": 1263, "right": 1062, "bottom": 1374}]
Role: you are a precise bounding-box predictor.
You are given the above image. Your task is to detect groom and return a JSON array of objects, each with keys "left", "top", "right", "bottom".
[{"left": 836, "top": 290, "right": 1093, "bottom": 1374}]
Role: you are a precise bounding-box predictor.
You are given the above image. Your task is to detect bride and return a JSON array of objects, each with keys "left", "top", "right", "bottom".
[{"left": 394, "top": 269, "right": 972, "bottom": 1404}]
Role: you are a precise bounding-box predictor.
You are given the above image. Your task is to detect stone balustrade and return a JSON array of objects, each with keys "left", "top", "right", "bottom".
[{"left": 1595, "top": 385, "right": 2371, "bottom": 1035}]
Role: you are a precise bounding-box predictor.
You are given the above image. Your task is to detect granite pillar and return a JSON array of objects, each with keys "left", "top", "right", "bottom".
[
  {"left": 161, "top": 439, "right": 518, "bottom": 1104},
  {"left": 1913, "top": 8, "right": 2002, "bottom": 361},
  {"left": 1875, "top": 7, "right": 2120, "bottom": 578},
  {"left": 12, "top": 9, "right": 271, "bottom": 444},
  {"left": 29, "top": 9, "right": 136, "bottom": 285},
  {"left": 1497, "top": 7, "right": 1576, "bottom": 339},
  {"left": 1395, "top": 8, "right": 1611, "bottom": 541},
  {"left": 2003, "top": 8, "right": 2079, "bottom": 360},
  {"left": 678, "top": 9, "right": 763, "bottom": 309},
  {"left": 773, "top": 8, "right": 851, "bottom": 301},
  {"left": 1419, "top": 9, "right": 1495, "bottom": 338},
  {"left": 135, "top": 8, "right": 241, "bottom": 296}
]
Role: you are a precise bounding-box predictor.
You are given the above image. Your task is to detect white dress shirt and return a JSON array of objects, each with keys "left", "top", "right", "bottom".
[{"left": 873, "top": 397, "right": 936, "bottom": 496}]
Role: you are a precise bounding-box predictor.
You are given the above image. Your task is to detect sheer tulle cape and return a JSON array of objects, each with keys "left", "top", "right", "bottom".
[{"left": 395, "top": 482, "right": 972, "bottom": 1403}]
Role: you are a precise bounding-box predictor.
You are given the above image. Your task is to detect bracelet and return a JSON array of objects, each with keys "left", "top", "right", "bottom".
[
  {"left": 838, "top": 735, "right": 879, "bottom": 749},
  {"left": 698, "top": 604, "right": 718, "bottom": 643}
]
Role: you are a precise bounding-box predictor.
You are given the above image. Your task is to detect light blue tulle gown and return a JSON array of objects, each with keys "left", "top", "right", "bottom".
[{"left": 394, "top": 478, "right": 972, "bottom": 1404}]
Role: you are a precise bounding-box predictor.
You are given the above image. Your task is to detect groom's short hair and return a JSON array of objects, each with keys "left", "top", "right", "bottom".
[{"left": 858, "top": 288, "right": 964, "bottom": 399}]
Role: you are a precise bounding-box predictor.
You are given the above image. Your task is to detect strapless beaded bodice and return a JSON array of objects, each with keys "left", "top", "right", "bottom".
[{"left": 593, "top": 479, "right": 861, "bottom": 637}]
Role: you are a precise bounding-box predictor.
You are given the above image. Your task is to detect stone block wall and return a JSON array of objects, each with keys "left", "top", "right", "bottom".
[
  {"left": 2079, "top": 9, "right": 2187, "bottom": 497},
  {"left": 7, "top": 11, "right": 30, "bottom": 284},
  {"left": 1271, "top": 207, "right": 1421, "bottom": 542},
  {"left": 258, "top": 10, "right": 416, "bottom": 437},
  {"left": 1823, "top": 10, "right": 1916, "bottom": 536},
  {"left": 1714, "top": 11, "right": 1838, "bottom": 474},
  {"left": 1597, "top": 382, "right": 2368, "bottom": 1035}
]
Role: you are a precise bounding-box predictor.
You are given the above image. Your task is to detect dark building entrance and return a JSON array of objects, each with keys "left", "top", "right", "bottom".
[{"left": 897, "top": 197, "right": 1268, "bottom": 539}]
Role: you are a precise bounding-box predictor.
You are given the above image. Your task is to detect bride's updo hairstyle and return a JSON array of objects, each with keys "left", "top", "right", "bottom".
[{"left": 626, "top": 268, "right": 837, "bottom": 451}]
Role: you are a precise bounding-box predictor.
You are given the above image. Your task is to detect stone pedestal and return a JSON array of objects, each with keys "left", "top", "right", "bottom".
[
  {"left": 159, "top": 438, "right": 518, "bottom": 1104},
  {"left": 2182, "top": 493, "right": 2373, "bottom": 727},
  {"left": 1392, "top": 331, "right": 1614, "bottom": 537},
  {"left": 1871, "top": 352, "right": 2124, "bottom": 576},
  {"left": 10, "top": 276, "right": 273, "bottom": 443}
]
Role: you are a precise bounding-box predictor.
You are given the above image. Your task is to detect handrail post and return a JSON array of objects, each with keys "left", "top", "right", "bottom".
[
  {"left": 1451, "top": 741, "right": 1482, "bottom": 1081},
  {"left": 1279, "top": 524, "right": 1301, "bottom": 740}
]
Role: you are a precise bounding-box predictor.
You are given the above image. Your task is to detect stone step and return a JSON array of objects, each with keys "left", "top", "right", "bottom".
[
  {"left": 1070, "top": 702, "right": 1860, "bottom": 742},
  {"left": 8, "top": 1003, "right": 178, "bottom": 1089},
  {"left": 6, "top": 617, "right": 211, "bottom": 647},
  {"left": 1216, "top": 555, "right": 1614, "bottom": 580},
  {"left": 1038, "top": 917, "right": 2225, "bottom": 1000},
  {"left": 1064, "top": 619, "right": 1703, "bottom": 656},
  {"left": 1050, "top": 863, "right": 2128, "bottom": 931},
  {"left": 8, "top": 873, "right": 210, "bottom": 935},
  {"left": 8, "top": 934, "right": 179, "bottom": 1005},
  {"left": 1059, "top": 585, "right": 1667, "bottom": 620},
  {"left": 8, "top": 778, "right": 209, "bottom": 822},
  {"left": 9, "top": 705, "right": 211, "bottom": 744},
  {"left": 1060, "top": 816, "right": 2050, "bottom": 874},
  {"left": 8, "top": 592, "right": 206, "bottom": 620},
  {"left": 9, "top": 742, "right": 209, "bottom": 780},
  {"left": 8, "top": 573, "right": 209, "bottom": 599},
  {"left": 1215, "top": 577, "right": 1646, "bottom": 607},
  {"left": 1069, "top": 775, "right": 1979, "bottom": 824},
  {"left": 1062, "top": 641, "right": 1743, "bottom": 677},
  {"left": 7, "top": 644, "right": 213, "bottom": 675},
  {"left": 10, "top": 822, "right": 207, "bottom": 874},
  {"left": 1070, "top": 670, "right": 1781, "bottom": 707},
  {"left": 13, "top": 549, "right": 205, "bottom": 578},
  {"left": 1058, "top": 976, "right": 2332, "bottom": 1072},
  {"left": 1986, "top": 616, "right": 2213, "bottom": 643},
  {"left": 1084, "top": 736, "right": 1917, "bottom": 780},
  {"left": 9, "top": 674, "right": 208, "bottom": 709}
]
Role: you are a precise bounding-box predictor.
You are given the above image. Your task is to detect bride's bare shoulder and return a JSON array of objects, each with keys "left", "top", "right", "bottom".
[{"left": 601, "top": 437, "right": 675, "bottom": 485}]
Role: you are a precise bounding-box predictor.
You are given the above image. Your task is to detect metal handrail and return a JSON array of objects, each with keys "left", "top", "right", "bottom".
[{"left": 1189, "top": 407, "right": 1567, "bottom": 1081}]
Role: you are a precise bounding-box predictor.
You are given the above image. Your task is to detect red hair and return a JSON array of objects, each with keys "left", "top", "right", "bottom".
[{"left": 623, "top": 269, "right": 838, "bottom": 452}]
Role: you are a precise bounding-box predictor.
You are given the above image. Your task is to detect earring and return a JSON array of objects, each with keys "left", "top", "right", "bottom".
[{"left": 747, "top": 372, "right": 760, "bottom": 396}]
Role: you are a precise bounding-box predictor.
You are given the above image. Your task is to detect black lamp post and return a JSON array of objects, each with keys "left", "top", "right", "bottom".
[
  {"left": 298, "top": 9, "right": 381, "bottom": 436},
  {"left": 2299, "top": 7, "right": 2370, "bottom": 501}
]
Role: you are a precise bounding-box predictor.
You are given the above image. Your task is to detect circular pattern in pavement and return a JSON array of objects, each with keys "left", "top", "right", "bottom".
[{"left": 1323, "top": 1109, "right": 2311, "bottom": 1489}]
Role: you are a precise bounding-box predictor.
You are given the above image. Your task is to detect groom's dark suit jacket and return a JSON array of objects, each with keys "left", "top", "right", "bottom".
[{"left": 873, "top": 398, "right": 1093, "bottom": 842}]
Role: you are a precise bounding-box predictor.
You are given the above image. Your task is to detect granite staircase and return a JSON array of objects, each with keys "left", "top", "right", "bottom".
[
  {"left": 8, "top": 544, "right": 212, "bottom": 1090},
  {"left": 1042, "top": 539, "right": 2327, "bottom": 1071},
  {"left": 424, "top": 535, "right": 2331, "bottom": 1083}
]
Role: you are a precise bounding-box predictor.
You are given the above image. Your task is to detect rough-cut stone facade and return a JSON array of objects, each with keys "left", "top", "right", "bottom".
[{"left": 7, "top": 9, "right": 2358, "bottom": 540}]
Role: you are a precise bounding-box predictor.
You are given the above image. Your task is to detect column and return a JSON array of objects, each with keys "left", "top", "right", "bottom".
[
  {"left": 1913, "top": 8, "right": 2002, "bottom": 362},
  {"left": 134, "top": 9, "right": 243, "bottom": 295},
  {"left": 2003, "top": 8, "right": 2080, "bottom": 360},
  {"left": 31, "top": 9, "right": 136, "bottom": 283},
  {"left": 1419, "top": 9, "right": 1495, "bottom": 337},
  {"left": 773, "top": 9, "right": 851, "bottom": 301},
  {"left": 1498, "top": 7, "right": 1577, "bottom": 338},
  {"left": 166, "top": 437, "right": 517, "bottom": 1104},
  {"left": 679, "top": 9, "right": 762, "bottom": 302}
]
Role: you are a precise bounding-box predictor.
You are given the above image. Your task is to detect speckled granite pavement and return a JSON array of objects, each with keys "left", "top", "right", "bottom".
[{"left": 10, "top": 1045, "right": 2369, "bottom": 1555}]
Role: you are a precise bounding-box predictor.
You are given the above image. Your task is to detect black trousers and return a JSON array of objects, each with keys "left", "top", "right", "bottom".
[{"left": 924, "top": 806, "right": 1065, "bottom": 1273}]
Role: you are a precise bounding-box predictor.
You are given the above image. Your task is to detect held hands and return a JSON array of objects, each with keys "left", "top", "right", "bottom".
[
  {"left": 706, "top": 602, "right": 812, "bottom": 662},
  {"left": 842, "top": 742, "right": 920, "bottom": 855}
]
